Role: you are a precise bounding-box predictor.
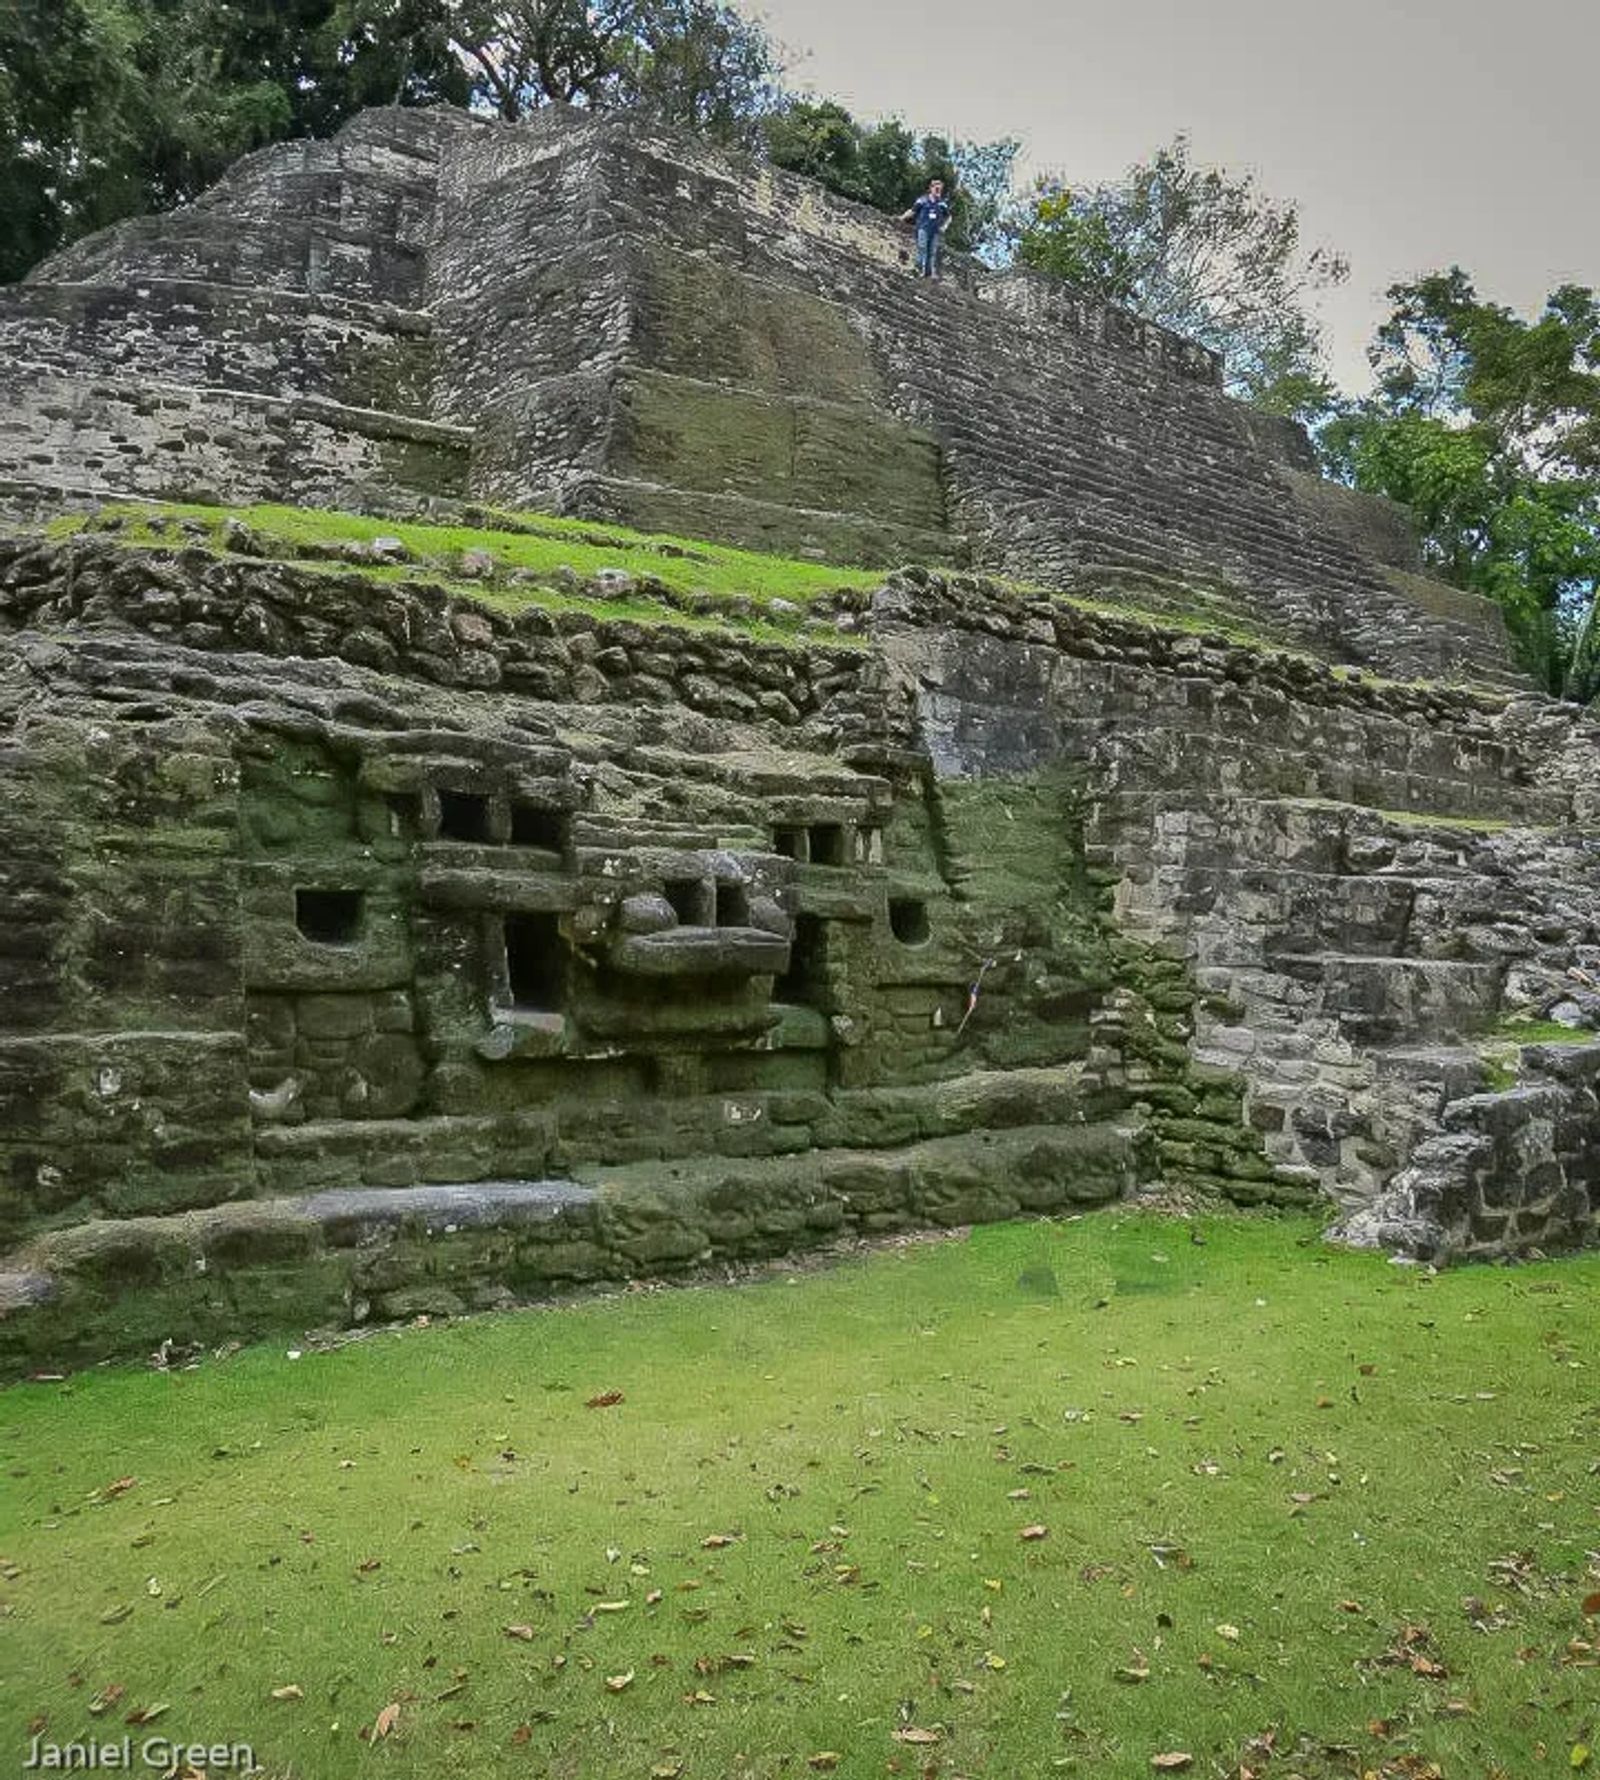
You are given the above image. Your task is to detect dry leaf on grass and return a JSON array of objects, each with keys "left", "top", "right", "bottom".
[{"left": 585, "top": 1390, "right": 624, "bottom": 1409}]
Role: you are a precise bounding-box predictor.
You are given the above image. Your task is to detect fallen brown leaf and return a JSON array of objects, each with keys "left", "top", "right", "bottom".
[
  {"left": 268, "top": 1684, "right": 303, "bottom": 1702},
  {"left": 1018, "top": 1524, "right": 1049, "bottom": 1541},
  {"left": 585, "top": 1391, "right": 624, "bottom": 1409},
  {"left": 1151, "top": 1757, "right": 1193, "bottom": 1773},
  {"left": 373, "top": 1701, "right": 400, "bottom": 1740}
]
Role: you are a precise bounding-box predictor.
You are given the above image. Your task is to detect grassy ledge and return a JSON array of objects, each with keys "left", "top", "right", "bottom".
[{"left": 44, "top": 501, "right": 885, "bottom": 650}]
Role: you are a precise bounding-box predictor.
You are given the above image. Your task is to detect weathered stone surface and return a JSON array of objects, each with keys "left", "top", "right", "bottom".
[
  {"left": 0, "top": 111, "right": 1598, "bottom": 1371},
  {"left": 2, "top": 105, "right": 1517, "bottom": 682}
]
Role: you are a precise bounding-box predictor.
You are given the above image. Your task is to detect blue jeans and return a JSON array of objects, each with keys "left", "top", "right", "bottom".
[{"left": 916, "top": 225, "right": 943, "bottom": 278}]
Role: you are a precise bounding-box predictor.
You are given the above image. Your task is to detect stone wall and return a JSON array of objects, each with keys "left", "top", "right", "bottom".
[
  {"left": 0, "top": 105, "right": 1518, "bottom": 681},
  {"left": 1, "top": 534, "right": 1594, "bottom": 1374},
  {"left": 0, "top": 364, "right": 470, "bottom": 514},
  {"left": 1332, "top": 1042, "right": 1600, "bottom": 1263},
  {"left": 866, "top": 569, "right": 1600, "bottom": 1243},
  {"left": 0, "top": 535, "right": 1170, "bottom": 1372}
]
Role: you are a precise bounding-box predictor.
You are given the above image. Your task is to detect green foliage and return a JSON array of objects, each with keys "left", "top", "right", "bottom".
[
  {"left": 0, "top": 0, "right": 471, "bottom": 281},
  {"left": 443, "top": 0, "right": 781, "bottom": 138},
  {"left": 6, "top": 1213, "right": 1600, "bottom": 1776},
  {"left": 49, "top": 498, "right": 879, "bottom": 645},
  {"left": 1013, "top": 136, "right": 1346, "bottom": 414},
  {"left": 1322, "top": 271, "right": 1600, "bottom": 698},
  {"left": 0, "top": 0, "right": 775, "bottom": 278},
  {"left": 763, "top": 96, "right": 1018, "bottom": 258}
]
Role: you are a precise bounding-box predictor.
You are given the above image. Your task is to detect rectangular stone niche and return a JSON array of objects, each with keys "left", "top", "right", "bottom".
[
  {"left": 775, "top": 913, "right": 828, "bottom": 1006},
  {"left": 808, "top": 823, "right": 846, "bottom": 866},
  {"left": 511, "top": 802, "right": 567, "bottom": 850},
  {"left": 664, "top": 877, "right": 713, "bottom": 926},
  {"left": 438, "top": 789, "right": 491, "bottom": 842},
  {"left": 504, "top": 911, "right": 565, "bottom": 1011},
  {"left": 296, "top": 888, "right": 364, "bottom": 945},
  {"left": 716, "top": 881, "right": 750, "bottom": 927}
]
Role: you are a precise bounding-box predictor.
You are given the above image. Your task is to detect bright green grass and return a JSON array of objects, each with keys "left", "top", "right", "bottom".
[
  {"left": 35, "top": 499, "right": 1515, "bottom": 699},
  {"left": 1487, "top": 1018, "right": 1598, "bottom": 1047},
  {"left": 4, "top": 1213, "right": 1598, "bottom": 1778},
  {"left": 49, "top": 501, "right": 881, "bottom": 608}
]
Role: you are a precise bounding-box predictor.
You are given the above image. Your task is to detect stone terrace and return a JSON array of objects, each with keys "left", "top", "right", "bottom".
[{"left": 0, "top": 105, "right": 1519, "bottom": 686}]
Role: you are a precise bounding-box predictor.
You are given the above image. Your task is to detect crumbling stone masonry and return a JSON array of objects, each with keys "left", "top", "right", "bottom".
[
  {"left": 1, "top": 108, "right": 1598, "bottom": 1369},
  {"left": 4, "top": 104, "right": 1518, "bottom": 683}
]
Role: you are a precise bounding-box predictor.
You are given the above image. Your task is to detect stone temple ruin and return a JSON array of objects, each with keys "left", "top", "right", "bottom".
[{"left": 1, "top": 105, "right": 1597, "bottom": 1367}]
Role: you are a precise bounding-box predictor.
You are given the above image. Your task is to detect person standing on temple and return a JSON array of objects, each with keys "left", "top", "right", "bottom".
[{"left": 903, "top": 178, "right": 952, "bottom": 279}]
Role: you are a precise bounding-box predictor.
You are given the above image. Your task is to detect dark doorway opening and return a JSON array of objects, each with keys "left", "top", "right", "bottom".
[
  {"left": 889, "top": 897, "right": 931, "bottom": 946},
  {"left": 716, "top": 881, "right": 751, "bottom": 927},
  {"left": 808, "top": 823, "right": 846, "bottom": 866},
  {"left": 296, "top": 888, "right": 363, "bottom": 946},
  {"left": 505, "top": 912, "right": 564, "bottom": 1011},
  {"left": 774, "top": 913, "right": 827, "bottom": 1005},
  {"left": 772, "top": 825, "right": 806, "bottom": 860},
  {"left": 511, "top": 802, "right": 567, "bottom": 850},
  {"left": 438, "top": 790, "right": 490, "bottom": 842}
]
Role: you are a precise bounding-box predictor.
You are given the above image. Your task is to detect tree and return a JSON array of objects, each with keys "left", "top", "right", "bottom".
[
  {"left": 1012, "top": 135, "right": 1347, "bottom": 415},
  {"left": 0, "top": 0, "right": 775, "bottom": 277},
  {"left": 0, "top": 0, "right": 471, "bottom": 282},
  {"left": 440, "top": 0, "right": 780, "bottom": 135},
  {"left": 1321, "top": 271, "right": 1600, "bottom": 698},
  {"left": 762, "top": 97, "right": 1017, "bottom": 258}
]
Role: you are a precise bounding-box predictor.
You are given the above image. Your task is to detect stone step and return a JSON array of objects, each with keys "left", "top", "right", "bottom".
[
  {"left": 1262, "top": 953, "right": 1505, "bottom": 1041},
  {"left": 0, "top": 1119, "right": 1143, "bottom": 1371},
  {"left": 0, "top": 363, "right": 471, "bottom": 517}
]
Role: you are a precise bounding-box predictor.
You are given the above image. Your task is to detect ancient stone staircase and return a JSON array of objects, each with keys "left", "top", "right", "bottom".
[{"left": 1093, "top": 734, "right": 1600, "bottom": 1216}]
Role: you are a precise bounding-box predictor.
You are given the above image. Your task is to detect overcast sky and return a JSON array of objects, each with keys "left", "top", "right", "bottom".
[{"left": 751, "top": 0, "right": 1597, "bottom": 390}]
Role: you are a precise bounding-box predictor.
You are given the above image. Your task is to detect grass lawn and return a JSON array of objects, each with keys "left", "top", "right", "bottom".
[{"left": 3, "top": 1212, "right": 1598, "bottom": 1779}]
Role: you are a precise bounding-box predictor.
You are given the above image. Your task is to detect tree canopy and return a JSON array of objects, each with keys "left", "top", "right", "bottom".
[
  {"left": 1011, "top": 136, "right": 1347, "bottom": 416},
  {"left": 0, "top": 0, "right": 775, "bottom": 280},
  {"left": 761, "top": 97, "right": 1017, "bottom": 259},
  {"left": 1321, "top": 271, "right": 1600, "bottom": 699},
  {"left": 439, "top": 0, "right": 779, "bottom": 135}
]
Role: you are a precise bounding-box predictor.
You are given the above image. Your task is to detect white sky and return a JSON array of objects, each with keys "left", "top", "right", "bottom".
[{"left": 750, "top": 0, "right": 1598, "bottom": 390}]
